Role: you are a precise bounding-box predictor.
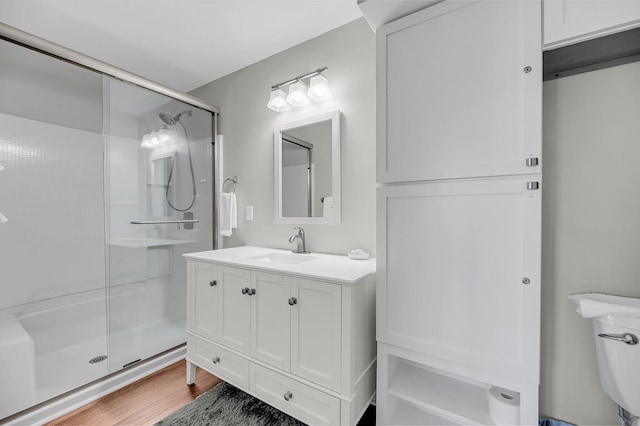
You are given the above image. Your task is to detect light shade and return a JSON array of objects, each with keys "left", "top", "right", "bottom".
[
  {"left": 267, "top": 88, "right": 289, "bottom": 111},
  {"left": 286, "top": 82, "right": 310, "bottom": 107},
  {"left": 307, "top": 74, "right": 331, "bottom": 101},
  {"left": 140, "top": 127, "right": 173, "bottom": 149}
]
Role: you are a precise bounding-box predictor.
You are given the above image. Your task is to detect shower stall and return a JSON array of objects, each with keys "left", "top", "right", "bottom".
[{"left": 0, "top": 25, "right": 218, "bottom": 421}]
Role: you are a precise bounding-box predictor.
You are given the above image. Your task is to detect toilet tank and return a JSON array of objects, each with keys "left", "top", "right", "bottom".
[{"left": 593, "top": 315, "right": 640, "bottom": 416}]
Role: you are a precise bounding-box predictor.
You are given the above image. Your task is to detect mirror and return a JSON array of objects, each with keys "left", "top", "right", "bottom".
[{"left": 274, "top": 110, "right": 340, "bottom": 224}]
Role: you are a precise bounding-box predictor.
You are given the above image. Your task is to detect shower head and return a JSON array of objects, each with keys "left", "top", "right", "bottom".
[
  {"left": 159, "top": 112, "right": 175, "bottom": 125},
  {"left": 159, "top": 110, "right": 192, "bottom": 125}
]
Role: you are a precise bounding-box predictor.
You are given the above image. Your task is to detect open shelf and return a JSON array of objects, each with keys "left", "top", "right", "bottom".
[
  {"left": 389, "top": 397, "right": 458, "bottom": 425},
  {"left": 387, "top": 358, "right": 495, "bottom": 425}
]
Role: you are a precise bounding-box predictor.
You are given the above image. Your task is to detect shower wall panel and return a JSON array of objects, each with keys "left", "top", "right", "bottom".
[{"left": 0, "top": 113, "right": 105, "bottom": 310}]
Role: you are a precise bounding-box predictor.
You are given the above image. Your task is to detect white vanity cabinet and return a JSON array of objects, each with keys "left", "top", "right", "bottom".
[
  {"left": 544, "top": 0, "right": 640, "bottom": 50},
  {"left": 184, "top": 247, "right": 376, "bottom": 426}
]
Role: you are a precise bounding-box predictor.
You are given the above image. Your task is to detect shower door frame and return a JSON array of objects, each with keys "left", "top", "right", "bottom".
[{"left": 0, "top": 21, "right": 221, "bottom": 423}]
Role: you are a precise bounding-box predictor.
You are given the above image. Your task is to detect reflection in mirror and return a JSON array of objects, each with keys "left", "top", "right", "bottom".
[
  {"left": 275, "top": 110, "right": 340, "bottom": 225},
  {"left": 148, "top": 152, "right": 175, "bottom": 218}
]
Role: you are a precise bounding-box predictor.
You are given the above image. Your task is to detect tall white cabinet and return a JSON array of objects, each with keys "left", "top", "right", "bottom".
[{"left": 374, "top": 1, "right": 542, "bottom": 425}]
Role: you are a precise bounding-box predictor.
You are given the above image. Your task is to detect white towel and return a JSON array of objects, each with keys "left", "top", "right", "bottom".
[
  {"left": 568, "top": 293, "right": 640, "bottom": 318},
  {"left": 0, "top": 212, "right": 7, "bottom": 223},
  {"left": 322, "top": 196, "right": 333, "bottom": 218},
  {"left": 219, "top": 193, "right": 237, "bottom": 237}
]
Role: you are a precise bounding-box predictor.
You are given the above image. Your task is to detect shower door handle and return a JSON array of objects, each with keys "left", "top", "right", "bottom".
[{"left": 131, "top": 219, "right": 199, "bottom": 224}]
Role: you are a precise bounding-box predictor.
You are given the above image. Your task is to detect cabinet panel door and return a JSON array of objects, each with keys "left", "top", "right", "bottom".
[
  {"left": 377, "top": 0, "right": 541, "bottom": 183},
  {"left": 251, "top": 271, "right": 291, "bottom": 371},
  {"left": 291, "top": 279, "right": 341, "bottom": 392},
  {"left": 220, "top": 266, "right": 251, "bottom": 354},
  {"left": 188, "top": 261, "right": 220, "bottom": 341},
  {"left": 544, "top": 0, "right": 640, "bottom": 49},
  {"left": 377, "top": 176, "right": 541, "bottom": 383}
]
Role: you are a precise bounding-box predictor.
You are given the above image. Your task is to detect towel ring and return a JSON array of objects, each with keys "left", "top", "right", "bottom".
[{"left": 223, "top": 176, "right": 238, "bottom": 193}]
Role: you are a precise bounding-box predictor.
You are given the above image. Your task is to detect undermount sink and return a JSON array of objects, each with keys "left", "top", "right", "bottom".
[{"left": 249, "top": 252, "right": 319, "bottom": 265}]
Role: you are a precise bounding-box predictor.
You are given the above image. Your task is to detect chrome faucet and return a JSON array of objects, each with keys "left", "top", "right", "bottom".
[{"left": 288, "top": 227, "right": 308, "bottom": 254}]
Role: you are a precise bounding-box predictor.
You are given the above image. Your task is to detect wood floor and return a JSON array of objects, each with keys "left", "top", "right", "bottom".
[
  {"left": 47, "top": 359, "right": 376, "bottom": 426},
  {"left": 47, "top": 360, "right": 221, "bottom": 426}
]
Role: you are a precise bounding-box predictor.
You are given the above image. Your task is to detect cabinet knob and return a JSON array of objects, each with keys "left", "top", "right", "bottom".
[
  {"left": 249, "top": 288, "right": 256, "bottom": 295},
  {"left": 212, "top": 356, "right": 220, "bottom": 364},
  {"left": 241, "top": 287, "right": 248, "bottom": 294},
  {"left": 284, "top": 391, "right": 293, "bottom": 401},
  {"left": 209, "top": 280, "right": 217, "bottom": 286},
  {"left": 288, "top": 297, "right": 297, "bottom": 306}
]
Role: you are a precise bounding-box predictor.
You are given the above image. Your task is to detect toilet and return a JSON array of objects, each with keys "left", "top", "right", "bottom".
[{"left": 569, "top": 293, "right": 640, "bottom": 426}]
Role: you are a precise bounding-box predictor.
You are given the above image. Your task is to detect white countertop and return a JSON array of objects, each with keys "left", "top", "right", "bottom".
[{"left": 183, "top": 246, "right": 376, "bottom": 285}]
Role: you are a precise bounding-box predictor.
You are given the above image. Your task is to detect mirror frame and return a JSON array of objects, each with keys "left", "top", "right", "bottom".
[{"left": 274, "top": 110, "right": 341, "bottom": 225}]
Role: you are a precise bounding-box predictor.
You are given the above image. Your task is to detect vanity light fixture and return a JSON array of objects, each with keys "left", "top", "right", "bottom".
[{"left": 267, "top": 67, "right": 331, "bottom": 112}]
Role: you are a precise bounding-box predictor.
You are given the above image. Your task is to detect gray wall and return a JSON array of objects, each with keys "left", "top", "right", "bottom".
[
  {"left": 190, "top": 18, "right": 375, "bottom": 256},
  {"left": 541, "top": 61, "right": 640, "bottom": 425}
]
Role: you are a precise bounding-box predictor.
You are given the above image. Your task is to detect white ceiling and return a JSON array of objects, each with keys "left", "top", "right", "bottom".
[{"left": 0, "top": 0, "right": 363, "bottom": 93}]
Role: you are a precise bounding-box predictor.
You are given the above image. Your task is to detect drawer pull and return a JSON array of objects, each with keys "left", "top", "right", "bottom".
[
  {"left": 212, "top": 356, "right": 220, "bottom": 364},
  {"left": 284, "top": 391, "right": 293, "bottom": 401},
  {"left": 288, "top": 297, "right": 297, "bottom": 306},
  {"left": 209, "top": 280, "right": 217, "bottom": 286}
]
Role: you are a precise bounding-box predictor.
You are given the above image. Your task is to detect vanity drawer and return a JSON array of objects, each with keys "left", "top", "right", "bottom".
[
  {"left": 188, "top": 334, "right": 249, "bottom": 391},
  {"left": 250, "top": 364, "right": 340, "bottom": 426}
]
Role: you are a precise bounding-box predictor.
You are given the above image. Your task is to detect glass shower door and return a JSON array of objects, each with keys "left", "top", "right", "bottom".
[{"left": 105, "top": 77, "right": 213, "bottom": 371}]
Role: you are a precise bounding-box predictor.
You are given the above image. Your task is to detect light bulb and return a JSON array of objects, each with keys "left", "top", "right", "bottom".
[
  {"left": 149, "top": 130, "right": 160, "bottom": 146},
  {"left": 157, "top": 128, "right": 172, "bottom": 143},
  {"left": 307, "top": 75, "right": 331, "bottom": 101},
  {"left": 286, "top": 82, "right": 310, "bottom": 107},
  {"left": 267, "top": 88, "right": 289, "bottom": 111},
  {"left": 140, "top": 133, "right": 153, "bottom": 149}
]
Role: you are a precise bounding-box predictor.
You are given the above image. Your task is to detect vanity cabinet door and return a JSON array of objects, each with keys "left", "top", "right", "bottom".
[
  {"left": 544, "top": 0, "right": 640, "bottom": 49},
  {"left": 291, "top": 278, "right": 342, "bottom": 392},
  {"left": 251, "top": 271, "right": 292, "bottom": 371},
  {"left": 188, "top": 261, "right": 220, "bottom": 342},
  {"left": 220, "top": 266, "right": 252, "bottom": 355},
  {"left": 377, "top": 0, "right": 541, "bottom": 183}
]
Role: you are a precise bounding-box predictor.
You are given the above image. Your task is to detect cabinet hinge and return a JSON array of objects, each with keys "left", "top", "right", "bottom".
[{"left": 526, "top": 157, "right": 539, "bottom": 167}]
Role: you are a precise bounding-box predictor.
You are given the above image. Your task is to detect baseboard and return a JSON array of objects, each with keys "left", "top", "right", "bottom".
[{"left": 1, "top": 345, "right": 186, "bottom": 426}]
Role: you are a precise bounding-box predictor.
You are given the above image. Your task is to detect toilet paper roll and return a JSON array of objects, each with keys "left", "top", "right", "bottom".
[{"left": 487, "top": 386, "right": 520, "bottom": 425}]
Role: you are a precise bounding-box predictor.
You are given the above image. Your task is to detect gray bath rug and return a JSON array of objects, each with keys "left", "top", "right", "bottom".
[{"left": 155, "top": 382, "right": 306, "bottom": 426}]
